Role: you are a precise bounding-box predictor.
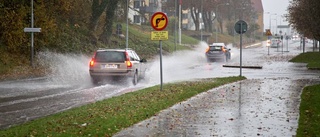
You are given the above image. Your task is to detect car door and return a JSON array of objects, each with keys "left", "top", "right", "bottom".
[
  {"left": 132, "top": 51, "right": 146, "bottom": 78},
  {"left": 127, "top": 51, "right": 140, "bottom": 75}
]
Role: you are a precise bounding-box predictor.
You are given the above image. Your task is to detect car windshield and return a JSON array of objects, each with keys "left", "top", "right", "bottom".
[
  {"left": 209, "top": 46, "right": 222, "bottom": 51},
  {"left": 95, "top": 51, "right": 125, "bottom": 62}
]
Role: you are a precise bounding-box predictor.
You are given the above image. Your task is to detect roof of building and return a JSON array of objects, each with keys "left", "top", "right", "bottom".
[{"left": 251, "top": 0, "right": 264, "bottom": 13}]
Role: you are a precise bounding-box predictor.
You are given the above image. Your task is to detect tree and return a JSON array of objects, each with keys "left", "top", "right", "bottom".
[
  {"left": 202, "top": 0, "right": 218, "bottom": 33},
  {"left": 163, "top": 0, "right": 256, "bottom": 34},
  {"left": 0, "top": 0, "right": 61, "bottom": 54},
  {"left": 287, "top": 0, "right": 320, "bottom": 41},
  {"left": 180, "top": 0, "right": 200, "bottom": 31},
  {"left": 89, "top": 0, "right": 108, "bottom": 33},
  {"left": 99, "top": 0, "right": 120, "bottom": 44},
  {"left": 245, "top": 22, "right": 260, "bottom": 38}
]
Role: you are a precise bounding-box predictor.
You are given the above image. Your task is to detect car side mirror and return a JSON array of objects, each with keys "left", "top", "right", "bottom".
[{"left": 140, "top": 59, "right": 147, "bottom": 62}]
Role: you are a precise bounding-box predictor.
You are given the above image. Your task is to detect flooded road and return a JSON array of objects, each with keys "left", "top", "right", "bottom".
[
  {"left": 1, "top": 40, "right": 320, "bottom": 136},
  {"left": 0, "top": 52, "right": 144, "bottom": 129}
]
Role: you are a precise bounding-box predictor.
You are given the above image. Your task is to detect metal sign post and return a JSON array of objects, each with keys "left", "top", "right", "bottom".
[
  {"left": 234, "top": 20, "right": 247, "bottom": 77},
  {"left": 31, "top": 0, "right": 34, "bottom": 67},
  {"left": 287, "top": 38, "right": 289, "bottom": 51},
  {"left": 266, "top": 29, "right": 272, "bottom": 55},
  {"left": 24, "top": 0, "right": 41, "bottom": 68},
  {"left": 159, "top": 40, "right": 163, "bottom": 90},
  {"left": 280, "top": 31, "right": 283, "bottom": 54},
  {"left": 240, "top": 25, "right": 242, "bottom": 76},
  {"left": 285, "top": 35, "right": 289, "bottom": 52},
  {"left": 303, "top": 36, "right": 305, "bottom": 53}
]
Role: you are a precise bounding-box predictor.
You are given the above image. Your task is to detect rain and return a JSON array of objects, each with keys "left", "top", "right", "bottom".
[{"left": 1, "top": 40, "right": 320, "bottom": 136}]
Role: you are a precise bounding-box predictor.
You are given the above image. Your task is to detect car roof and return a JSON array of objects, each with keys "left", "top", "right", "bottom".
[
  {"left": 96, "top": 48, "right": 133, "bottom": 52},
  {"left": 271, "top": 39, "right": 280, "bottom": 40},
  {"left": 210, "top": 43, "right": 225, "bottom": 46}
]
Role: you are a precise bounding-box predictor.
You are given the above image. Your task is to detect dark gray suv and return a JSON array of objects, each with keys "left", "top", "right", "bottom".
[
  {"left": 205, "top": 43, "right": 231, "bottom": 62},
  {"left": 89, "top": 48, "right": 147, "bottom": 85}
]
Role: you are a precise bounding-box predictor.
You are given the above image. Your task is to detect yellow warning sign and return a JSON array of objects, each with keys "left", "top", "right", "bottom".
[
  {"left": 151, "top": 31, "right": 168, "bottom": 41},
  {"left": 266, "top": 29, "right": 272, "bottom": 36}
]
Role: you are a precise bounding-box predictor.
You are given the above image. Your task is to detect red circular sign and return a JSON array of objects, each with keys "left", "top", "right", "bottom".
[{"left": 150, "top": 12, "right": 168, "bottom": 31}]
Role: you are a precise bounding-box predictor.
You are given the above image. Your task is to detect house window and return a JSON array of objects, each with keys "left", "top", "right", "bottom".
[
  {"left": 182, "top": 13, "right": 188, "bottom": 19},
  {"left": 149, "top": 0, "right": 155, "bottom": 3},
  {"left": 182, "top": 24, "right": 188, "bottom": 30},
  {"left": 134, "top": 1, "right": 140, "bottom": 8},
  {"left": 134, "top": 15, "right": 140, "bottom": 23}
]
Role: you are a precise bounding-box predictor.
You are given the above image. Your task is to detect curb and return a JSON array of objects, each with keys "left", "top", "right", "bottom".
[
  {"left": 244, "top": 42, "right": 262, "bottom": 48},
  {"left": 222, "top": 65, "right": 263, "bottom": 69}
]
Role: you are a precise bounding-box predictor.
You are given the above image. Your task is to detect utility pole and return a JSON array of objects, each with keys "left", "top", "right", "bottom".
[
  {"left": 200, "top": 0, "right": 203, "bottom": 41},
  {"left": 31, "top": 0, "right": 34, "bottom": 67},
  {"left": 126, "top": 0, "right": 129, "bottom": 49},
  {"left": 178, "top": 0, "right": 181, "bottom": 45},
  {"left": 174, "top": 0, "right": 177, "bottom": 51}
]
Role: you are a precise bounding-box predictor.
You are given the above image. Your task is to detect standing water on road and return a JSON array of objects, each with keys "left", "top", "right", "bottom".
[
  {"left": 142, "top": 42, "right": 238, "bottom": 87},
  {"left": 0, "top": 51, "right": 131, "bottom": 129}
]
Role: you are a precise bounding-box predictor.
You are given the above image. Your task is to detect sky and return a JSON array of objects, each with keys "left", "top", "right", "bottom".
[{"left": 261, "top": 0, "right": 291, "bottom": 33}]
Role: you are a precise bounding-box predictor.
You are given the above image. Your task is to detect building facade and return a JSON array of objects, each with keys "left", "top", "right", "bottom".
[{"left": 251, "top": 0, "right": 264, "bottom": 34}]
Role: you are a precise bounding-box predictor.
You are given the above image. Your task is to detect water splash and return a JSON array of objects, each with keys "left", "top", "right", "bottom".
[
  {"left": 37, "top": 51, "right": 92, "bottom": 86},
  {"left": 142, "top": 42, "right": 211, "bottom": 86}
]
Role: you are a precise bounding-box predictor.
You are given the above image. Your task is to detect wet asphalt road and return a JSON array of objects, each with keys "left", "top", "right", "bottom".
[
  {"left": 0, "top": 78, "right": 141, "bottom": 129},
  {"left": 1, "top": 40, "right": 320, "bottom": 136}
]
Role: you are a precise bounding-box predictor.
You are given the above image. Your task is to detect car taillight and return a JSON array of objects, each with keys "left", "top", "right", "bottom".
[
  {"left": 205, "top": 47, "right": 209, "bottom": 53},
  {"left": 89, "top": 52, "right": 96, "bottom": 67},
  {"left": 125, "top": 51, "right": 132, "bottom": 68},
  {"left": 90, "top": 59, "right": 95, "bottom": 67},
  {"left": 126, "top": 61, "right": 132, "bottom": 67}
]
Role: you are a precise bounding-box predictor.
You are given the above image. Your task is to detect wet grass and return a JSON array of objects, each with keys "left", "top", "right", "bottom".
[
  {"left": 291, "top": 51, "right": 320, "bottom": 136},
  {"left": 289, "top": 52, "right": 320, "bottom": 69},
  {"left": 296, "top": 84, "right": 320, "bottom": 137},
  {"left": 0, "top": 76, "right": 245, "bottom": 137}
]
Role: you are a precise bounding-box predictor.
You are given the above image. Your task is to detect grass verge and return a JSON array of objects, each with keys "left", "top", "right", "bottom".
[
  {"left": 296, "top": 85, "right": 320, "bottom": 137},
  {"left": 290, "top": 51, "right": 320, "bottom": 136},
  {"left": 0, "top": 76, "right": 245, "bottom": 137},
  {"left": 289, "top": 52, "right": 320, "bottom": 69}
]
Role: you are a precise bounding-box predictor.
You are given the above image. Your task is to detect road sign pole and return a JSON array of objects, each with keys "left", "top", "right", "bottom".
[
  {"left": 277, "top": 39, "right": 279, "bottom": 52},
  {"left": 126, "top": 0, "right": 129, "bottom": 49},
  {"left": 287, "top": 39, "right": 289, "bottom": 52},
  {"left": 234, "top": 20, "right": 247, "bottom": 77},
  {"left": 178, "top": 2, "right": 181, "bottom": 45},
  {"left": 159, "top": 40, "right": 163, "bottom": 91},
  {"left": 31, "top": 0, "right": 34, "bottom": 68},
  {"left": 174, "top": 0, "right": 177, "bottom": 51},
  {"left": 240, "top": 22, "right": 243, "bottom": 77},
  {"left": 302, "top": 36, "right": 306, "bottom": 53},
  {"left": 282, "top": 36, "right": 284, "bottom": 54}
]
